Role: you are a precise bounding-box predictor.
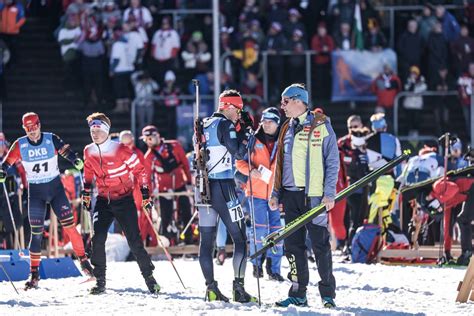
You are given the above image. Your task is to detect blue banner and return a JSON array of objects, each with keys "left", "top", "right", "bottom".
[{"left": 331, "top": 49, "right": 397, "bottom": 102}]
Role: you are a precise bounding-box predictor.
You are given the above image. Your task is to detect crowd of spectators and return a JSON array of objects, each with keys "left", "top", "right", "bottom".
[{"left": 2, "top": 1, "right": 474, "bottom": 139}]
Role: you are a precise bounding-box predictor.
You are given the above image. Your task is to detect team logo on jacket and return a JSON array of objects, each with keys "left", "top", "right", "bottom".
[
  {"left": 313, "top": 130, "right": 321, "bottom": 138},
  {"left": 256, "top": 143, "right": 264, "bottom": 149}
]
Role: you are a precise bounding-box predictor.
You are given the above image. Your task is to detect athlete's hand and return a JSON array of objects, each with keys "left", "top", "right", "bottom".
[
  {"left": 269, "top": 196, "right": 279, "bottom": 211},
  {"left": 81, "top": 190, "right": 92, "bottom": 211},
  {"left": 322, "top": 196, "right": 335, "bottom": 211},
  {"left": 74, "top": 158, "right": 84, "bottom": 170},
  {"left": 0, "top": 169, "right": 6, "bottom": 183},
  {"left": 250, "top": 169, "right": 261, "bottom": 179},
  {"left": 141, "top": 187, "right": 154, "bottom": 213}
]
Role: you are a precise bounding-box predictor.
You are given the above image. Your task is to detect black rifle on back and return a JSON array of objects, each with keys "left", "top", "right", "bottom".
[{"left": 192, "top": 79, "right": 211, "bottom": 206}]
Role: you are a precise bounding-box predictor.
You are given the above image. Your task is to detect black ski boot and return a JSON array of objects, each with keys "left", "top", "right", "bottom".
[
  {"left": 205, "top": 281, "right": 229, "bottom": 302},
  {"left": 79, "top": 256, "right": 94, "bottom": 277},
  {"left": 265, "top": 258, "right": 272, "bottom": 276},
  {"left": 232, "top": 278, "right": 258, "bottom": 303},
  {"left": 269, "top": 272, "right": 285, "bottom": 282},
  {"left": 456, "top": 250, "right": 472, "bottom": 266},
  {"left": 24, "top": 268, "right": 40, "bottom": 290},
  {"left": 145, "top": 274, "right": 161, "bottom": 294},
  {"left": 252, "top": 264, "right": 263, "bottom": 278},
  {"left": 90, "top": 277, "right": 106, "bottom": 295}
]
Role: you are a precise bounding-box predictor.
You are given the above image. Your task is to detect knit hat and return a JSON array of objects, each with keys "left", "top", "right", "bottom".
[
  {"left": 140, "top": 125, "right": 158, "bottom": 139},
  {"left": 281, "top": 84, "right": 309, "bottom": 104},
  {"left": 164, "top": 70, "right": 176, "bottom": 82},
  {"left": 261, "top": 107, "right": 281, "bottom": 125},
  {"left": 370, "top": 113, "right": 387, "bottom": 131}
]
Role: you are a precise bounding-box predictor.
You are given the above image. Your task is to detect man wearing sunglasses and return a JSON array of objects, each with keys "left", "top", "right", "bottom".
[
  {"left": 270, "top": 84, "right": 339, "bottom": 308},
  {"left": 196, "top": 89, "right": 257, "bottom": 303},
  {"left": 82, "top": 112, "right": 159, "bottom": 295},
  {"left": 141, "top": 125, "right": 193, "bottom": 245},
  {"left": 0, "top": 112, "right": 93, "bottom": 289}
]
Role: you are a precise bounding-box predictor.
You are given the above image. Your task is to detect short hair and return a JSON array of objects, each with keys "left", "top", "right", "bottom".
[
  {"left": 86, "top": 112, "right": 111, "bottom": 127},
  {"left": 347, "top": 115, "right": 362, "bottom": 125},
  {"left": 219, "top": 89, "right": 241, "bottom": 98}
]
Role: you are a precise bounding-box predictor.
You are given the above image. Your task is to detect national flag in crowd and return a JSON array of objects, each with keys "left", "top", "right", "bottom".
[{"left": 353, "top": 1, "right": 364, "bottom": 50}]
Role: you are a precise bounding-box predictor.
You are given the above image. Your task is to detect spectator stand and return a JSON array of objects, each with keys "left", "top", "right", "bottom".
[
  {"left": 393, "top": 90, "right": 472, "bottom": 144},
  {"left": 374, "top": 4, "right": 464, "bottom": 49}
]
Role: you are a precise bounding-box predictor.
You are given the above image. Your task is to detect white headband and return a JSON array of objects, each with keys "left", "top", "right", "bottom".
[{"left": 89, "top": 119, "right": 110, "bottom": 134}]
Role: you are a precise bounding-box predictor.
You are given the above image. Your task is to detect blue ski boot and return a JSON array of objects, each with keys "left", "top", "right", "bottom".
[{"left": 275, "top": 296, "right": 308, "bottom": 307}]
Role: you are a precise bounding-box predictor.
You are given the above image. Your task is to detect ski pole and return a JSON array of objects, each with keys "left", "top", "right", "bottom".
[
  {"left": 246, "top": 133, "right": 261, "bottom": 306},
  {"left": 0, "top": 261, "right": 19, "bottom": 295},
  {"left": 179, "top": 210, "right": 198, "bottom": 240},
  {"left": 3, "top": 182, "right": 20, "bottom": 250},
  {"left": 142, "top": 206, "right": 186, "bottom": 290}
]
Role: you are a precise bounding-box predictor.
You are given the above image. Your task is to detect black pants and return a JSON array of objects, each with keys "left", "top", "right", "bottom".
[
  {"left": 159, "top": 185, "right": 192, "bottom": 243},
  {"left": 346, "top": 192, "right": 368, "bottom": 247},
  {"left": 281, "top": 190, "right": 336, "bottom": 299},
  {"left": 91, "top": 194, "right": 154, "bottom": 279},
  {"left": 199, "top": 179, "right": 247, "bottom": 285},
  {"left": 458, "top": 184, "right": 474, "bottom": 253}
]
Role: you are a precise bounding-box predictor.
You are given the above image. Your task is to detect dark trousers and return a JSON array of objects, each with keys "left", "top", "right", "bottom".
[
  {"left": 159, "top": 185, "right": 192, "bottom": 243},
  {"left": 458, "top": 184, "right": 474, "bottom": 252},
  {"left": 346, "top": 192, "right": 368, "bottom": 247},
  {"left": 91, "top": 194, "right": 154, "bottom": 279},
  {"left": 281, "top": 190, "right": 336, "bottom": 299},
  {"left": 199, "top": 179, "right": 247, "bottom": 284},
  {"left": 28, "top": 177, "right": 74, "bottom": 253}
]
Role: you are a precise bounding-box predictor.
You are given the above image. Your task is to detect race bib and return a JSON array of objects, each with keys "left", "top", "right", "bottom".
[{"left": 227, "top": 199, "right": 244, "bottom": 222}]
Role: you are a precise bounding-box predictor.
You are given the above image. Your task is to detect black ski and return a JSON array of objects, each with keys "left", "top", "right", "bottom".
[{"left": 249, "top": 151, "right": 410, "bottom": 260}]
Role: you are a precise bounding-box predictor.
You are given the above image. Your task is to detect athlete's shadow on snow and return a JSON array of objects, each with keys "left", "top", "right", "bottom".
[
  {"left": 335, "top": 307, "right": 424, "bottom": 316},
  {"left": 108, "top": 288, "right": 202, "bottom": 300},
  {"left": 0, "top": 300, "right": 37, "bottom": 307}
]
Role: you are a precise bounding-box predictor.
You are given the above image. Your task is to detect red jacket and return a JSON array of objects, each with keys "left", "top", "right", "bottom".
[
  {"left": 371, "top": 73, "right": 402, "bottom": 108},
  {"left": 0, "top": 4, "right": 25, "bottom": 35},
  {"left": 83, "top": 139, "right": 148, "bottom": 200},
  {"left": 311, "top": 34, "right": 335, "bottom": 65},
  {"left": 144, "top": 140, "right": 191, "bottom": 193}
]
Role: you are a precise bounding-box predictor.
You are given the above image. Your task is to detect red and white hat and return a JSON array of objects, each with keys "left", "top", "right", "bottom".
[
  {"left": 218, "top": 95, "right": 244, "bottom": 111},
  {"left": 22, "top": 112, "right": 40, "bottom": 131}
]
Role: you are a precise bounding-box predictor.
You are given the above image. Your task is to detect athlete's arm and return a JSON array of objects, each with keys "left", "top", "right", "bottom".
[
  {"left": 52, "top": 134, "right": 78, "bottom": 164},
  {"left": 217, "top": 119, "right": 247, "bottom": 160},
  {"left": 1, "top": 140, "right": 21, "bottom": 170}
]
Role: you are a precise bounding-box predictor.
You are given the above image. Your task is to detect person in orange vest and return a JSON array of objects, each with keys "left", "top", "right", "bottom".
[{"left": 236, "top": 107, "right": 284, "bottom": 281}]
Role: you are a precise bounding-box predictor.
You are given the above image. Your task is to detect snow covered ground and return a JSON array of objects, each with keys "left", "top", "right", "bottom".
[{"left": 1, "top": 257, "right": 473, "bottom": 315}]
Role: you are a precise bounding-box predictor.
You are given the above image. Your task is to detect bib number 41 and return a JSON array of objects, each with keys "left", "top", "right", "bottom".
[{"left": 32, "top": 162, "right": 48, "bottom": 173}]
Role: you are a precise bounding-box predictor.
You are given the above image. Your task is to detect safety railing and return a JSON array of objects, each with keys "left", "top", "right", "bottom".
[
  {"left": 393, "top": 90, "right": 459, "bottom": 137},
  {"left": 155, "top": 9, "right": 212, "bottom": 30},
  {"left": 130, "top": 94, "right": 263, "bottom": 137}
]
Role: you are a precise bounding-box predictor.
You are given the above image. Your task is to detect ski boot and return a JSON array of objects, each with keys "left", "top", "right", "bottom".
[
  {"left": 215, "top": 247, "right": 226, "bottom": 266},
  {"left": 456, "top": 250, "right": 472, "bottom": 266},
  {"left": 252, "top": 264, "right": 263, "bottom": 278},
  {"left": 322, "top": 296, "right": 336, "bottom": 308},
  {"left": 268, "top": 272, "right": 285, "bottom": 282},
  {"left": 205, "top": 281, "right": 229, "bottom": 302},
  {"left": 79, "top": 256, "right": 94, "bottom": 277},
  {"left": 145, "top": 275, "right": 161, "bottom": 294},
  {"left": 90, "top": 277, "right": 106, "bottom": 295},
  {"left": 275, "top": 296, "right": 308, "bottom": 307},
  {"left": 24, "top": 268, "right": 40, "bottom": 290},
  {"left": 232, "top": 279, "right": 258, "bottom": 303}
]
